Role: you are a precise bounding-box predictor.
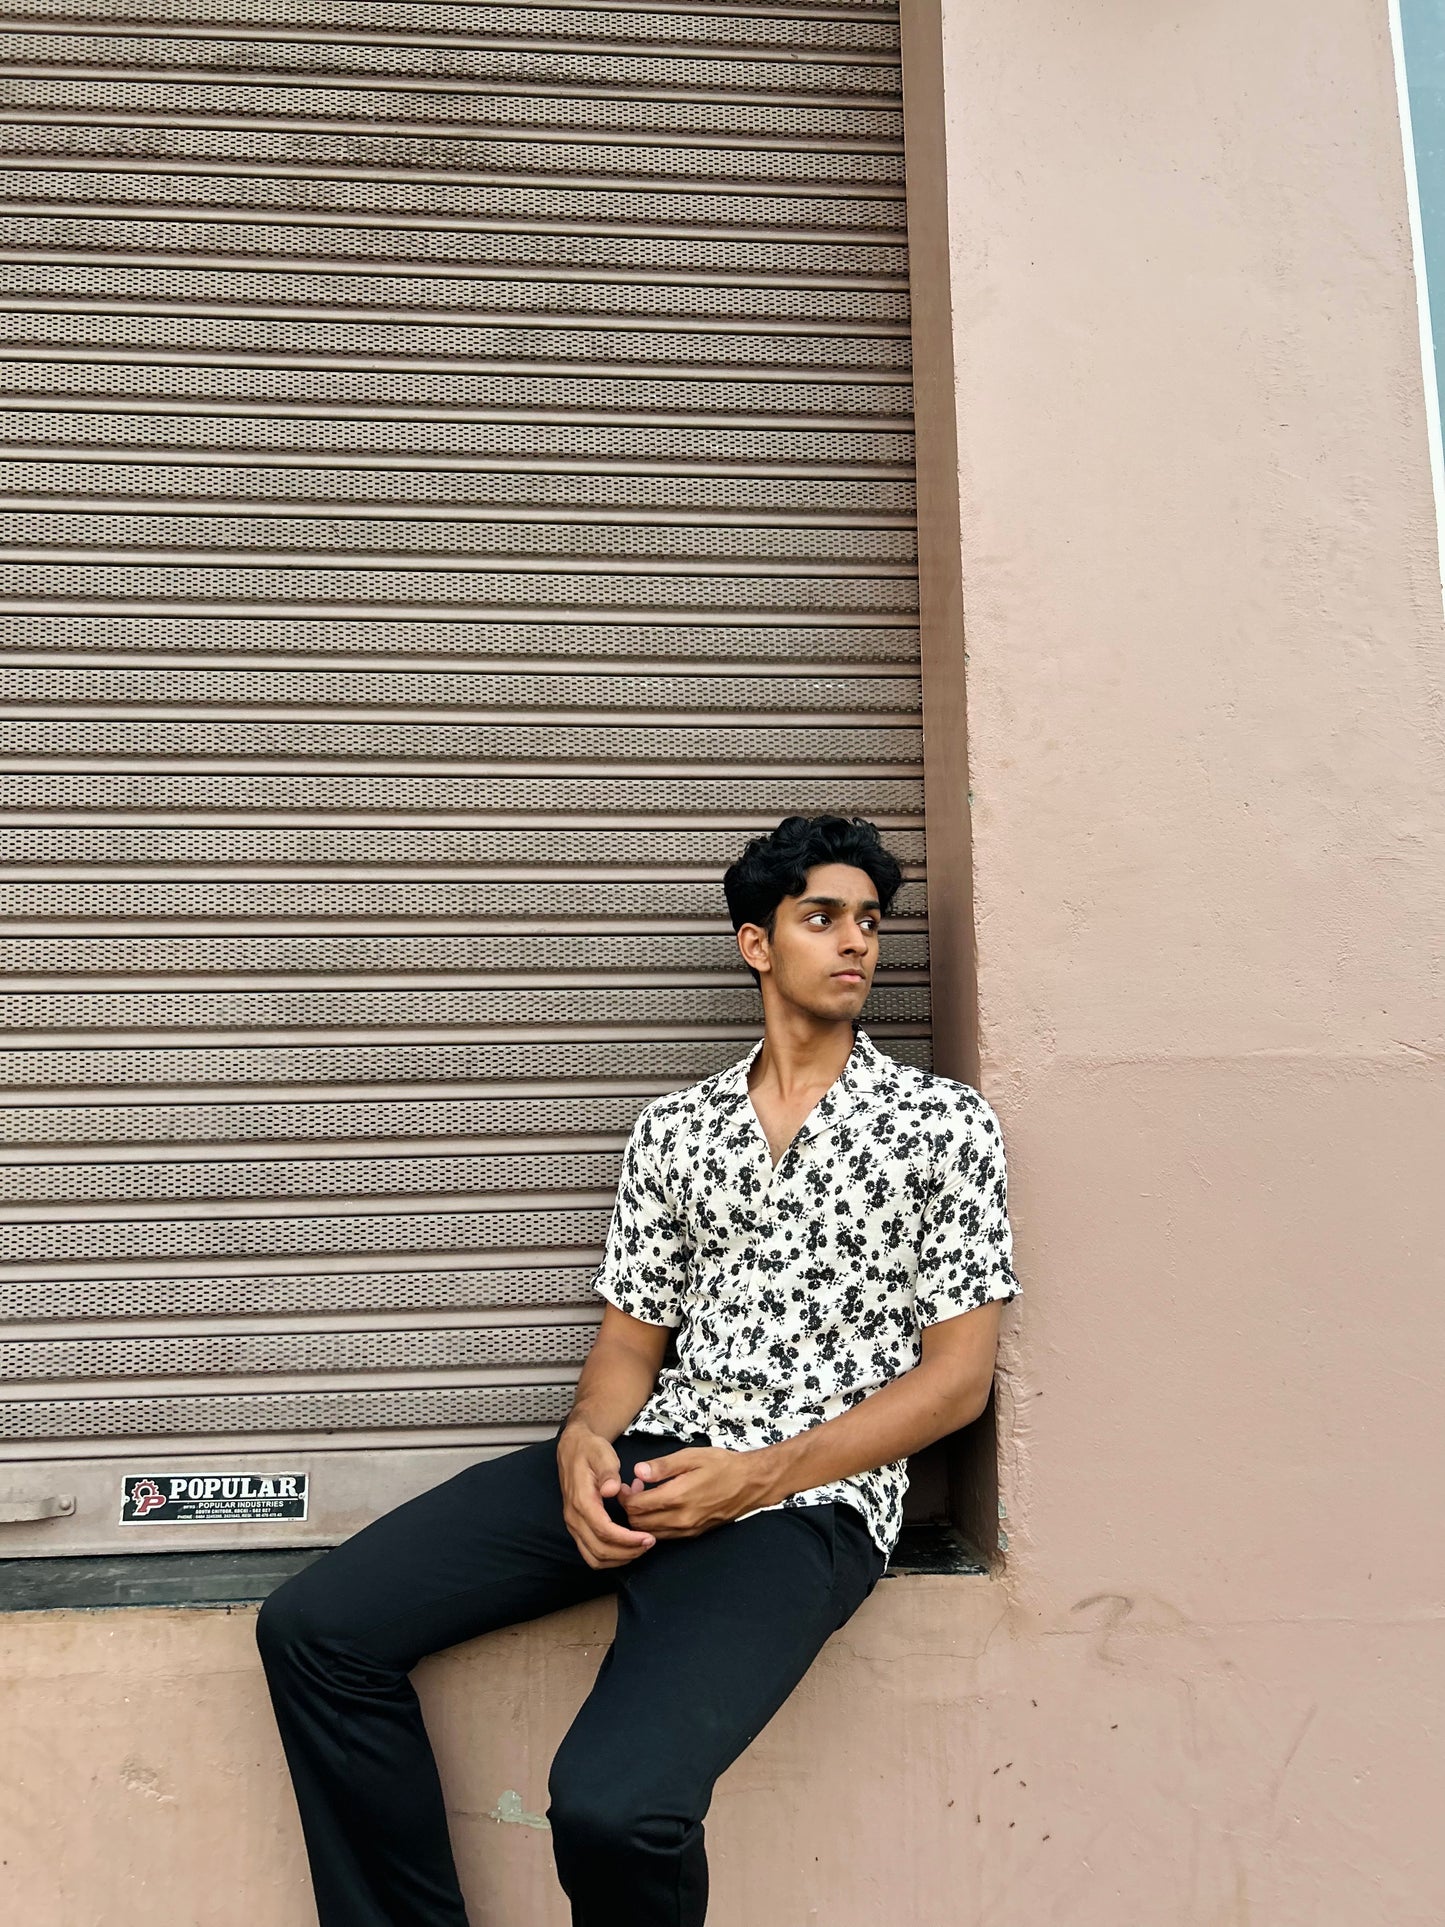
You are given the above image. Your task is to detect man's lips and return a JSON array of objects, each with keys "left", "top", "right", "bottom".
[{"left": 832, "top": 970, "right": 865, "bottom": 982}]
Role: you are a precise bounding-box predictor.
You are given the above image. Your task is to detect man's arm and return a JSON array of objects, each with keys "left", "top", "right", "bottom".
[
  {"left": 555, "top": 1303, "right": 672, "bottom": 1569},
  {"left": 563, "top": 1094, "right": 689, "bottom": 1568},
  {"left": 620, "top": 1300, "right": 1005, "bottom": 1539},
  {"left": 567, "top": 1300, "right": 671, "bottom": 1445},
  {"left": 749, "top": 1298, "right": 1005, "bottom": 1501}
]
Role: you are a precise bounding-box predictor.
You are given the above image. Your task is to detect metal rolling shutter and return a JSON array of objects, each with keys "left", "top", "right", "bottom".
[{"left": 0, "top": 0, "right": 927, "bottom": 1555}]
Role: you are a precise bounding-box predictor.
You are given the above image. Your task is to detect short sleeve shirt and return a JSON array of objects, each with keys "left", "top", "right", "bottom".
[{"left": 590, "top": 1026, "right": 1020, "bottom": 1563}]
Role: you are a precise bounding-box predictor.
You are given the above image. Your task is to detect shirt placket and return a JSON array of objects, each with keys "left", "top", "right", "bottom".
[
  {"left": 725, "top": 1106, "right": 791, "bottom": 1380},
  {"left": 743, "top": 1132, "right": 809, "bottom": 1383}
]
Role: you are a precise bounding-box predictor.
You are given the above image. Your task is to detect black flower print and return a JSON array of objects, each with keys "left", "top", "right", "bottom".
[{"left": 590, "top": 1027, "right": 1020, "bottom": 1566}]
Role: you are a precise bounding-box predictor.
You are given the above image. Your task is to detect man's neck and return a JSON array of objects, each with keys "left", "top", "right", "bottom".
[{"left": 747, "top": 1010, "right": 857, "bottom": 1102}]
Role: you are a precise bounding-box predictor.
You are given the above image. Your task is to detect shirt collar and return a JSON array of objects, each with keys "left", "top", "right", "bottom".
[{"left": 706, "top": 1024, "right": 892, "bottom": 1146}]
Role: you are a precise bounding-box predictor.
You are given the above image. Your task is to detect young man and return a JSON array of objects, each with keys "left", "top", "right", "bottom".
[{"left": 257, "top": 812, "right": 1021, "bottom": 1927}]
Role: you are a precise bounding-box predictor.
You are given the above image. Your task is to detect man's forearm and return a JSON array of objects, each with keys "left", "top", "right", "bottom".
[
  {"left": 563, "top": 1329, "right": 663, "bottom": 1444},
  {"left": 750, "top": 1357, "right": 990, "bottom": 1507}
]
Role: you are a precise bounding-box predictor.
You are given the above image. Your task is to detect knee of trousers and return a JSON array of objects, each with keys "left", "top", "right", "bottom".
[
  {"left": 546, "top": 1758, "right": 693, "bottom": 1868},
  {"left": 255, "top": 1569, "right": 340, "bottom": 1675}
]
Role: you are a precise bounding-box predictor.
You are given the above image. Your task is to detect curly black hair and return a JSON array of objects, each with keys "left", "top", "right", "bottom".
[{"left": 722, "top": 813, "right": 904, "bottom": 988}]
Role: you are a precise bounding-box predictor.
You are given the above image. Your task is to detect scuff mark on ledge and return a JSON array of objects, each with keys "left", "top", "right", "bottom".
[{"left": 487, "top": 1789, "right": 550, "bottom": 1831}]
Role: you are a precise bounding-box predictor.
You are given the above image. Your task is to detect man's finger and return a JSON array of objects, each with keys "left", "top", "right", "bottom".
[
  {"left": 584, "top": 1509, "right": 655, "bottom": 1551},
  {"left": 576, "top": 1533, "right": 641, "bottom": 1570},
  {"left": 577, "top": 1531, "right": 645, "bottom": 1570},
  {"left": 569, "top": 1518, "right": 650, "bottom": 1568},
  {"left": 620, "top": 1480, "right": 692, "bottom": 1523},
  {"left": 633, "top": 1516, "right": 705, "bottom": 1542},
  {"left": 575, "top": 1486, "right": 655, "bottom": 1550},
  {"left": 633, "top": 1450, "right": 697, "bottom": 1484}
]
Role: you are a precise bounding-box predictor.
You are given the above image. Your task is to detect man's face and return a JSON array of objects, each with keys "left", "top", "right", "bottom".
[{"left": 742, "top": 861, "right": 882, "bottom": 1019}]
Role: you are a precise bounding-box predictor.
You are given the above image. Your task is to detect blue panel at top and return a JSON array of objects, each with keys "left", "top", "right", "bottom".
[{"left": 1401, "top": 1, "right": 1445, "bottom": 406}]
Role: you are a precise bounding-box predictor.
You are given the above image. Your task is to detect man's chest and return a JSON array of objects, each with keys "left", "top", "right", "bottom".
[
  {"left": 657, "top": 1121, "right": 932, "bottom": 1371},
  {"left": 673, "top": 1117, "right": 933, "bottom": 1271},
  {"left": 744, "top": 1080, "right": 827, "bottom": 1170}
]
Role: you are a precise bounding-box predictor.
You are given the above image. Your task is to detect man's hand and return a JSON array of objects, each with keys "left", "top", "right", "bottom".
[
  {"left": 619, "top": 1446, "right": 776, "bottom": 1539},
  {"left": 556, "top": 1421, "right": 657, "bottom": 1570}
]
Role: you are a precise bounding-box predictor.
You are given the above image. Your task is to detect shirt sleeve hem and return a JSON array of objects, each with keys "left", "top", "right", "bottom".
[
  {"left": 593, "top": 1272, "right": 684, "bottom": 1329},
  {"left": 914, "top": 1270, "right": 1021, "bottom": 1327}
]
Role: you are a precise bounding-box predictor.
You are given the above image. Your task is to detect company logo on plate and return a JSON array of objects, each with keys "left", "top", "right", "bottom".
[{"left": 120, "top": 1472, "right": 309, "bottom": 1525}]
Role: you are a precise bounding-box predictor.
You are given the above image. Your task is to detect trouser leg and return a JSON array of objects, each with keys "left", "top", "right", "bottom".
[
  {"left": 547, "top": 1498, "right": 886, "bottom": 1927},
  {"left": 256, "top": 1433, "right": 671, "bottom": 1927}
]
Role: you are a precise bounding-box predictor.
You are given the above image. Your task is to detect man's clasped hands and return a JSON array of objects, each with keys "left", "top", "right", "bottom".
[{"left": 555, "top": 1419, "right": 779, "bottom": 1570}]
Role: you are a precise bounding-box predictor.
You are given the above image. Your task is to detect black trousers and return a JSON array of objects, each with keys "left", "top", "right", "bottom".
[{"left": 256, "top": 1430, "right": 886, "bottom": 1927}]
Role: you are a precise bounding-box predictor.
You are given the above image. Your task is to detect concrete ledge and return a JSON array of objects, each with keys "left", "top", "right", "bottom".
[
  {"left": 1, "top": 1575, "right": 1431, "bottom": 1926},
  {"left": 0, "top": 1569, "right": 1015, "bottom": 1927}
]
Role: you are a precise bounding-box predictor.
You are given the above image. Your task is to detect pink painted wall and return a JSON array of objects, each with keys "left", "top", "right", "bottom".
[
  {"left": 2, "top": 3, "right": 1442, "bottom": 1922},
  {"left": 950, "top": 0, "right": 1445, "bottom": 1915}
]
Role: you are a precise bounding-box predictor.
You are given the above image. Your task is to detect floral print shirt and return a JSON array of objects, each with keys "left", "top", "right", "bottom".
[{"left": 591, "top": 1026, "right": 1020, "bottom": 1563}]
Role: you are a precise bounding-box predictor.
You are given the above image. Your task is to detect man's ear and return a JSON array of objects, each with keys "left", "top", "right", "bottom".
[{"left": 736, "top": 921, "right": 770, "bottom": 976}]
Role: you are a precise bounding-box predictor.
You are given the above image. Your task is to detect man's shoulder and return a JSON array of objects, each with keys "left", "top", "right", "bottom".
[
  {"left": 863, "top": 1050, "right": 1004, "bottom": 1142},
  {"left": 630, "top": 1061, "right": 737, "bottom": 1138}
]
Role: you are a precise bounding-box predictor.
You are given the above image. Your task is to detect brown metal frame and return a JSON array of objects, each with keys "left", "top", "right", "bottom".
[
  {"left": 900, "top": 0, "right": 981, "bottom": 1091},
  {"left": 899, "top": 2, "right": 1003, "bottom": 1561}
]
